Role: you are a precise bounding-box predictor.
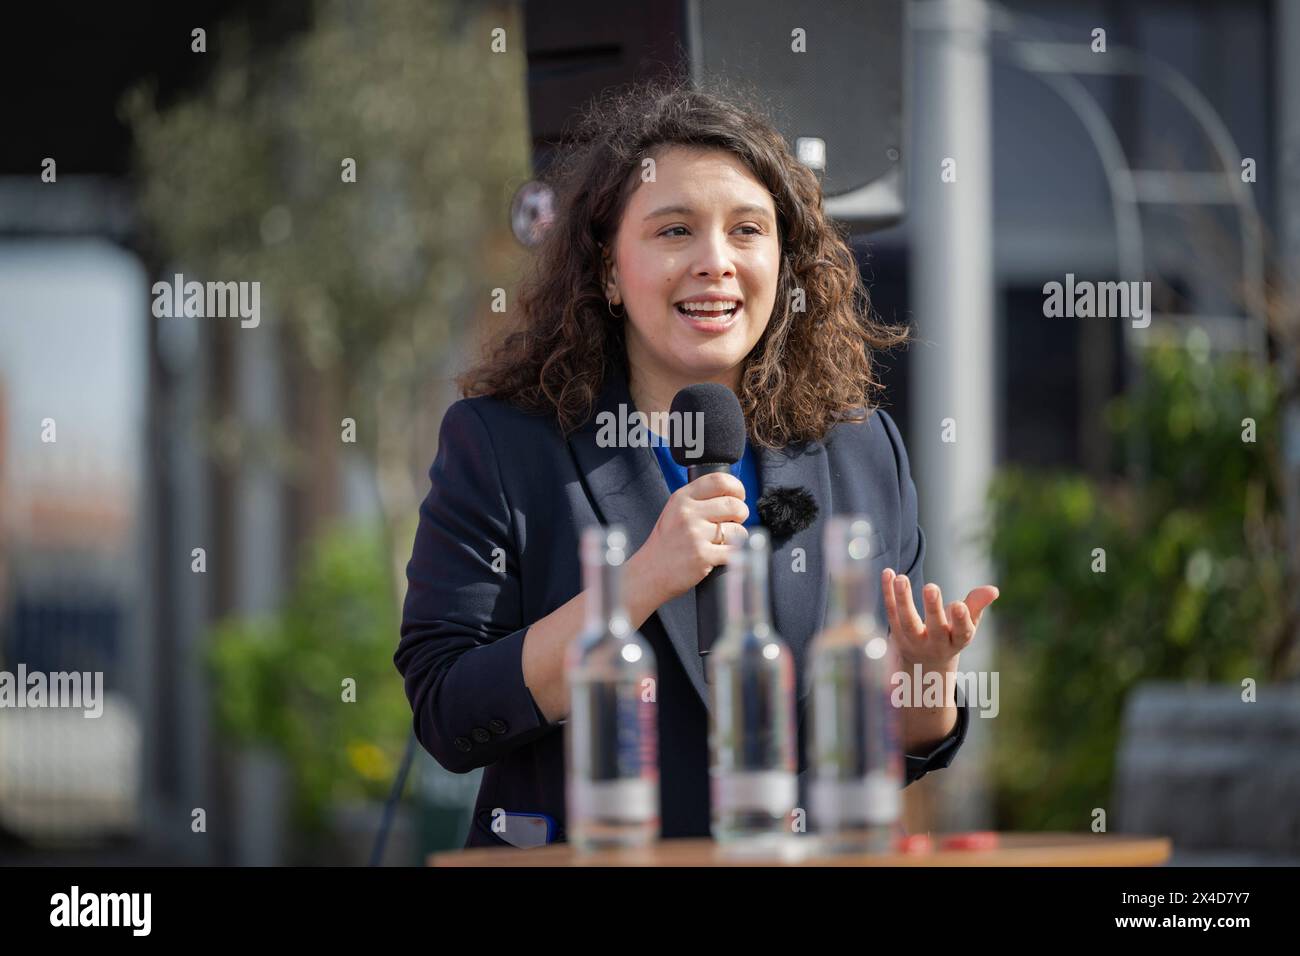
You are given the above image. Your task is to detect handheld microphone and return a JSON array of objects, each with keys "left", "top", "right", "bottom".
[{"left": 670, "top": 384, "right": 747, "bottom": 666}]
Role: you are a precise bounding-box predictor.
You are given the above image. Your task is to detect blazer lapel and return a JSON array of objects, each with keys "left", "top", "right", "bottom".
[
  {"left": 566, "top": 368, "right": 709, "bottom": 706},
  {"left": 566, "top": 366, "right": 834, "bottom": 710},
  {"left": 757, "top": 439, "right": 832, "bottom": 701}
]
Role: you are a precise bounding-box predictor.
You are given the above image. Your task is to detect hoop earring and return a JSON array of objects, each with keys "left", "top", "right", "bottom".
[{"left": 607, "top": 298, "right": 625, "bottom": 318}]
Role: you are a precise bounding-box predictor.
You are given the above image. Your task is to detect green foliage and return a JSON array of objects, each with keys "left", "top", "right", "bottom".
[
  {"left": 207, "top": 524, "right": 412, "bottom": 832},
  {"left": 986, "top": 336, "right": 1286, "bottom": 831}
]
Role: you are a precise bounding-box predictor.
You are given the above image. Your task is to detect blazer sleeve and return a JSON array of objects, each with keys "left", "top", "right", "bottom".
[
  {"left": 395, "top": 399, "right": 556, "bottom": 773},
  {"left": 875, "top": 407, "right": 971, "bottom": 786}
]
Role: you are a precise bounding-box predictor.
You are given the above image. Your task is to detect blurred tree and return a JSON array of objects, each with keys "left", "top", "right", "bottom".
[
  {"left": 125, "top": 0, "right": 530, "bottom": 856},
  {"left": 124, "top": 0, "right": 531, "bottom": 601}
]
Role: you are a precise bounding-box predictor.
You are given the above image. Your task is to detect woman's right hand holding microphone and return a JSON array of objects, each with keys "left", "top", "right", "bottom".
[{"left": 627, "top": 472, "right": 749, "bottom": 608}]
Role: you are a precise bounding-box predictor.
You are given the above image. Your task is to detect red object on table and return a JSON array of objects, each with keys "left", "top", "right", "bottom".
[
  {"left": 896, "top": 833, "right": 933, "bottom": 854},
  {"left": 939, "top": 831, "right": 1000, "bottom": 851}
]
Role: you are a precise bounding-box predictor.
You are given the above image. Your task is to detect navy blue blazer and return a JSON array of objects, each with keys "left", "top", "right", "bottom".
[{"left": 396, "top": 365, "right": 969, "bottom": 849}]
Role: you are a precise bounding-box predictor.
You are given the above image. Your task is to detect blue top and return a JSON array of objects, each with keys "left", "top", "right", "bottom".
[{"left": 648, "top": 429, "right": 761, "bottom": 527}]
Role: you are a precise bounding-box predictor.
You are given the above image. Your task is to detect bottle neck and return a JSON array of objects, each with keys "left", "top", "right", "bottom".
[
  {"left": 583, "top": 553, "right": 629, "bottom": 635},
  {"left": 824, "top": 561, "right": 876, "bottom": 631},
  {"left": 723, "top": 549, "right": 773, "bottom": 635}
]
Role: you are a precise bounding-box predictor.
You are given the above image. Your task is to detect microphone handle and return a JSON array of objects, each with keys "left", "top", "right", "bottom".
[{"left": 687, "top": 462, "right": 734, "bottom": 667}]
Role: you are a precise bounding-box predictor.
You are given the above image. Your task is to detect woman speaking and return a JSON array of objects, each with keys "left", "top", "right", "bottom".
[{"left": 395, "top": 82, "right": 999, "bottom": 850}]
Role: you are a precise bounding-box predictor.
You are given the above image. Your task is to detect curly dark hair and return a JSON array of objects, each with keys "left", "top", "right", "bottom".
[{"left": 457, "top": 77, "right": 909, "bottom": 449}]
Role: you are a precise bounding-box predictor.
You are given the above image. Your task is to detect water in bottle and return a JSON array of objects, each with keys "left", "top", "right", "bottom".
[
  {"left": 708, "top": 527, "right": 798, "bottom": 850},
  {"left": 807, "top": 516, "right": 903, "bottom": 853},
  {"left": 565, "top": 524, "right": 659, "bottom": 851}
]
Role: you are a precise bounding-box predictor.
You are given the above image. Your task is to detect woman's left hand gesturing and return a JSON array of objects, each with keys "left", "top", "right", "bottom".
[{"left": 881, "top": 567, "right": 999, "bottom": 672}]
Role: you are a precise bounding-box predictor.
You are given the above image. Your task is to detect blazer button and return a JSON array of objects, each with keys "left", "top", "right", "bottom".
[
  {"left": 488, "top": 718, "right": 509, "bottom": 735},
  {"left": 471, "top": 726, "right": 491, "bottom": 744},
  {"left": 453, "top": 736, "right": 473, "bottom": 752}
]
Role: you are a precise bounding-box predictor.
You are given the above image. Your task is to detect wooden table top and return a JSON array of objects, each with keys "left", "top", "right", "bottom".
[{"left": 430, "top": 832, "right": 1171, "bottom": 867}]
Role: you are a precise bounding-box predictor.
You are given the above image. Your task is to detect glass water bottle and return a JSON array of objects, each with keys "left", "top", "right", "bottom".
[
  {"left": 565, "top": 524, "right": 659, "bottom": 851},
  {"left": 708, "top": 528, "right": 797, "bottom": 848},
  {"left": 807, "top": 516, "right": 903, "bottom": 853}
]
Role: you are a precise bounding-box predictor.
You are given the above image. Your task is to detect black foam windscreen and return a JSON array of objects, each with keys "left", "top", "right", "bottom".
[
  {"left": 669, "top": 383, "right": 746, "bottom": 467},
  {"left": 756, "top": 486, "right": 819, "bottom": 539}
]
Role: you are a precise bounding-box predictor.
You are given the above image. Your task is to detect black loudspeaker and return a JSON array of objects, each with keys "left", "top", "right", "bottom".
[
  {"left": 686, "top": 0, "right": 905, "bottom": 230},
  {"left": 524, "top": 0, "right": 906, "bottom": 232}
]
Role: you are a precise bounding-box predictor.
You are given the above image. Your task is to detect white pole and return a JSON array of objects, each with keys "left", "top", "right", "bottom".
[{"left": 909, "top": 0, "right": 996, "bottom": 830}]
